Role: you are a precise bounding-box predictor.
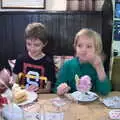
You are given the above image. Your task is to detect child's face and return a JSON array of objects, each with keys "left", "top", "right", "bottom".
[
  {"left": 26, "top": 38, "right": 45, "bottom": 58},
  {"left": 75, "top": 35, "right": 96, "bottom": 62}
]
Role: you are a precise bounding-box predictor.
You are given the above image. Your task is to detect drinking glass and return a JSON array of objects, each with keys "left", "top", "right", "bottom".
[
  {"left": 43, "top": 100, "right": 64, "bottom": 120},
  {"left": 1, "top": 103, "right": 25, "bottom": 120},
  {"left": 23, "top": 102, "right": 41, "bottom": 120}
]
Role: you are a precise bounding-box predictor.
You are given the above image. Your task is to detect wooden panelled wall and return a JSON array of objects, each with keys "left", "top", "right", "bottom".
[{"left": 0, "top": 11, "right": 111, "bottom": 73}]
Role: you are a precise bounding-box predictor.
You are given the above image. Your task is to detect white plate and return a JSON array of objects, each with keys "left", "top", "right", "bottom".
[
  {"left": 71, "top": 91, "right": 98, "bottom": 102},
  {"left": 17, "top": 91, "right": 38, "bottom": 106},
  {"left": 102, "top": 96, "right": 120, "bottom": 108},
  {"left": 109, "top": 110, "right": 120, "bottom": 119}
]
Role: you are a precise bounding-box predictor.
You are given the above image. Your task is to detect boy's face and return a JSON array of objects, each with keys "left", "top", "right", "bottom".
[
  {"left": 75, "top": 35, "right": 96, "bottom": 62},
  {"left": 26, "top": 38, "right": 45, "bottom": 58}
]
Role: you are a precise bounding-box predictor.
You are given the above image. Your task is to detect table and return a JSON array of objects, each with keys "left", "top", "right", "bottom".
[
  {"left": 1, "top": 91, "right": 120, "bottom": 120},
  {"left": 25, "top": 91, "right": 120, "bottom": 120}
]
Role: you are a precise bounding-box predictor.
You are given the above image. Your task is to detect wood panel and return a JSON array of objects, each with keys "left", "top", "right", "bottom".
[{"left": 0, "top": 11, "right": 104, "bottom": 69}]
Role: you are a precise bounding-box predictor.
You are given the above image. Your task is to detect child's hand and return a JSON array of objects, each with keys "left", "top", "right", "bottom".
[
  {"left": 57, "top": 83, "right": 70, "bottom": 96},
  {"left": 92, "top": 55, "right": 103, "bottom": 68},
  {"left": 86, "top": 53, "right": 103, "bottom": 68},
  {"left": 86, "top": 53, "right": 106, "bottom": 80},
  {"left": 27, "top": 85, "right": 39, "bottom": 92}
]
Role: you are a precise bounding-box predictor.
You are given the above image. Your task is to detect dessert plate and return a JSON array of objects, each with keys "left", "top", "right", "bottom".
[
  {"left": 71, "top": 91, "right": 98, "bottom": 102},
  {"left": 17, "top": 91, "right": 38, "bottom": 106},
  {"left": 102, "top": 96, "right": 120, "bottom": 108}
]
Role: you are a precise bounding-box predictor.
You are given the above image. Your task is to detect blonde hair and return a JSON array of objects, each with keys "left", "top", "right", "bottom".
[{"left": 74, "top": 28, "right": 103, "bottom": 55}]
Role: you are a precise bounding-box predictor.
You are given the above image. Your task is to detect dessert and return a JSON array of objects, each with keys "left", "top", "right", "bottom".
[
  {"left": 12, "top": 84, "right": 27, "bottom": 104},
  {"left": 12, "top": 83, "right": 21, "bottom": 92},
  {"left": 13, "top": 90, "right": 27, "bottom": 103},
  {"left": 75, "top": 75, "right": 92, "bottom": 93}
]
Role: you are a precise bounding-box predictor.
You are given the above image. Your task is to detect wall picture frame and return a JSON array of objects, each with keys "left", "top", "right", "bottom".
[{"left": 1, "top": 0, "right": 45, "bottom": 9}]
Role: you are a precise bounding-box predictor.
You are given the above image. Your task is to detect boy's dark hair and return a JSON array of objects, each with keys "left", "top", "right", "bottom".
[{"left": 24, "top": 22, "right": 48, "bottom": 44}]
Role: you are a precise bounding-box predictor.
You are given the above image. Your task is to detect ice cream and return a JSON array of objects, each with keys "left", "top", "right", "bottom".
[{"left": 76, "top": 75, "right": 92, "bottom": 93}]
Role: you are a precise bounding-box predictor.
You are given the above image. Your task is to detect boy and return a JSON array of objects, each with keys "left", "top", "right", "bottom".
[{"left": 13, "top": 22, "right": 56, "bottom": 93}]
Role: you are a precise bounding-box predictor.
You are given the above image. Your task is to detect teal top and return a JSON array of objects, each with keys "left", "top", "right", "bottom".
[{"left": 54, "top": 57, "right": 111, "bottom": 95}]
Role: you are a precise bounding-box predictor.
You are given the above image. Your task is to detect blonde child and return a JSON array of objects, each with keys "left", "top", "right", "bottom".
[
  {"left": 13, "top": 22, "right": 56, "bottom": 93},
  {"left": 55, "top": 28, "right": 111, "bottom": 95}
]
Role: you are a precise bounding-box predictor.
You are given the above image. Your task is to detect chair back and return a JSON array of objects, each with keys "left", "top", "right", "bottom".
[{"left": 111, "top": 57, "right": 120, "bottom": 91}]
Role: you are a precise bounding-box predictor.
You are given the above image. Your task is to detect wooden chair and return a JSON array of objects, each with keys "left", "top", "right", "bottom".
[{"left": 111, "top": 57, "right": 120, "bottom": 91}]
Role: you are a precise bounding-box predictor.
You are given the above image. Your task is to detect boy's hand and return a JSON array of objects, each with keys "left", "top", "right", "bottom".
[
  {"left": 27, "top": 85, "right": 39, "bottom": 92},
  {"left": 57, "top": 83, "right": 70, "bottom": 96}
]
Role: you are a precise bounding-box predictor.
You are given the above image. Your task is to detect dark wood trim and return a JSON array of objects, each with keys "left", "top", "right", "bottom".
[{"left": 0, "top": 11, "right": 103, "bottom": 15}]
